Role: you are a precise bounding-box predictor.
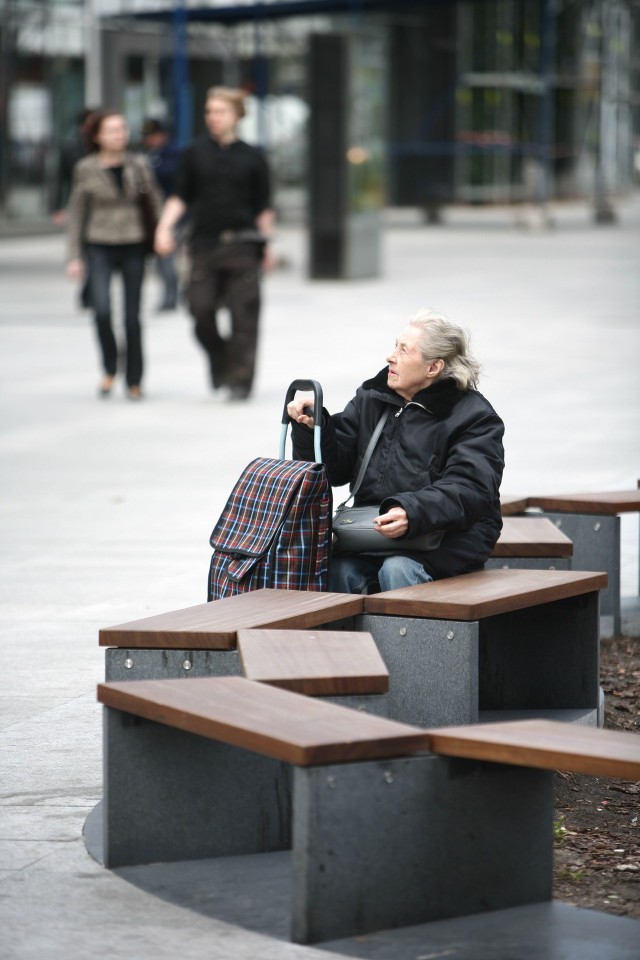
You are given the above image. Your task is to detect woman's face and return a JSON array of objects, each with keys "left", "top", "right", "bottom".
[
  {"left": 95, "top": 115, "right": 129, "bottom": 153},
  {"left": 386, "top": 325, "right": 442, "bottom": 401}
]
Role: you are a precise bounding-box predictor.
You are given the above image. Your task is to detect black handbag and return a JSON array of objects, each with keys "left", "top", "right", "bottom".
[{"left": 332, "top": 409, "right": 443, "bottom": 555}]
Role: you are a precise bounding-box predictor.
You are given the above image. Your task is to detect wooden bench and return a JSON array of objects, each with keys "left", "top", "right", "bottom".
[
  {"left": 100, "top": 588, "right": 363, "bottom": 682},
  {"left": 427, "top": 717, "right": 640, "bottom": 779},
  {"left": 96, "top": 676, "right": 431, "bottom": 869},
  {"left": 94, "top": 676, "right": 640, "bottom": 945},
  {"left": 358, "top": 568, "right": 607, "bottom": 728},
  {"left": 101, "top": 569, "right": 607, "bottom": 730},
  {"left": 524, "top": 490, "right": 640, "bottom": 636},
  {"left": 298, "top": 717, "right": 640, "bottom": 943},
  {"left": 237, "top": 628, "right": 389, "bottom": 713},
  {"left": 486, "top": 516, "right": 573, "bottom": 571},
  {"left": 500, "top": 495, "right": 529, "bottom": 515}
]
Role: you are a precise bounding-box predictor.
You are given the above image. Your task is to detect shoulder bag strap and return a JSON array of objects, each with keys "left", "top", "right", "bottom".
[{"left": 343, "top": 407, "right": 390, "bottom": 505}]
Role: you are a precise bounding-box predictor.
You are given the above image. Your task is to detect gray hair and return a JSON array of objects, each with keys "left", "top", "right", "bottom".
[{"left": 408, "top": 308, "right": 480, "bottom": 391}]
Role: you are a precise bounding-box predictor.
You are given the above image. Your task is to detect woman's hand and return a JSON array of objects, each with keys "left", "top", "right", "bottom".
[
  {"left": 261, "top": 245, "right": 277, "bottom": 273},
  {"left": 66, "top": 259, "right": 84, "bottom": 281},
  {"left": 154, "top": 224, "right": 175, "bottom": 257},
  {"left": 374, "top": 506, "right": 410, "bottom": 539},
  {"left": 287, "top": 394, "right": 315, "bottom": 429}
]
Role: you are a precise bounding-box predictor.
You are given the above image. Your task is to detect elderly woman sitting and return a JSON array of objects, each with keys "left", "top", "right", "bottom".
[{"left": 287, "top": 308, "right": 505, "bottom": 594}]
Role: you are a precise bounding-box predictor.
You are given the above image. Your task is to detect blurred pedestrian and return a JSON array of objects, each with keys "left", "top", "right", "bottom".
[
  {"left": 65, "top": 111, "right": 163, "bottom": 400},
  {"left": 52, "top": 108, "right": 98, "bottom": 225},
  {"left": 155, "top": 86, "right": 275, "bottom": 401},
  {"left": 141, "top": 118, "right": 180, "bottom": 311},
  {"left": 53, "top": 107, "right": 99, "bottom": 309}
]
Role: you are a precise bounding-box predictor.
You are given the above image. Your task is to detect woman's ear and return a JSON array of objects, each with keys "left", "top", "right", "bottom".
[{"left": 427, "top": 358, "right": 445, "bottom": 380}]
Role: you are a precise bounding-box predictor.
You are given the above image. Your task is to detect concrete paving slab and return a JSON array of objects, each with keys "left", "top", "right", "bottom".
[{"left": 1, "top": 198, "right": 639, "bottom": 957}]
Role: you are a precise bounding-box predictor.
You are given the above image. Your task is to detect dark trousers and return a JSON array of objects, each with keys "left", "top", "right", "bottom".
[
  {"left": 86, "top": 243, "right": 146, "bottom": 387},
  {"left": 187, "top": 243, "right": 262, "bottom": 392}
]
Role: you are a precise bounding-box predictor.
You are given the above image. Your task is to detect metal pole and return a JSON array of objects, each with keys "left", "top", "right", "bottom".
[
  {"left": 0, "top": 0, "right": 17, "bottom": 214},
  {"left": 172, "top": 0, "right": 191, "bottom": 148},
  {"left": 253, "top": 4, "right": 268, "bottom": 147},
  {"left": 594, "top": 0, "right": 616, "bottom": 223},
  {"left": 85, "top": 0, "right": 102, "bottom": 106},
  {"left": 536, "top": 0, "right": 556, "bottom": 221}
]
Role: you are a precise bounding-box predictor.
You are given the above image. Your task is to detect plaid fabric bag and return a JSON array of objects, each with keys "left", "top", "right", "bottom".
[{"left": 207, "top": 456, "right": 332, "bottom": 601}]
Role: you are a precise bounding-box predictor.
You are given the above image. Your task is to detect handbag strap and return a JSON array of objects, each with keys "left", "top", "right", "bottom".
[{"left": 344, "top": 408, "right": 390, "bottom": 505}]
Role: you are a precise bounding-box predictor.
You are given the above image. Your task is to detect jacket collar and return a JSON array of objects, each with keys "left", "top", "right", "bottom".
[
  {"left": 86, "top": 152, "right": 137, "bottom": 195},
  {"left": 363, "top": 367, "right": 465, "bottom": 418}
]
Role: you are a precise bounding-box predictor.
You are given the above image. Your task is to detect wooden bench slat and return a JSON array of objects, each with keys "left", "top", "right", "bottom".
[
  {"left": 500, "top": 496, "right": 529, "bottom": 516},
  {"left": 426, "top": 719, "right": 640, "bottom": 780},
  {"left": 364, "top": 569, "right": 608, "bottom": 620},
  {"left": 99, "top": 589, "right": 364, "bottom": 649},
  {"left": 97, "top": 676, "right": 430, "bottom": 766},
  {"left": 237, "top": 629, "right": 389, "bottom": 696},
  {"left": 527, "top": 492, "right": 640, "bottom": 516},
  {"left": 491, "top": 517, "right": 573, "bottom": 558}
]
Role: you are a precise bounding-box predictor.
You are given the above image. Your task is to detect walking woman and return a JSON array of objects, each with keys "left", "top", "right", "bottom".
[{"left": 66, "top": 111, "right": 162, "bottom": 399}]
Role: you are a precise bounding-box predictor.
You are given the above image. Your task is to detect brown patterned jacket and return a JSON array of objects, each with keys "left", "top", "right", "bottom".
[{"left": 66, "top": 152, "right": 163, "bottom": 261}]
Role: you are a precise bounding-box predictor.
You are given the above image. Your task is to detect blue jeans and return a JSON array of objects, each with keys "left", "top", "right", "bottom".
[
  {"left": 155, "top": 252, "right": 178, "bottom": 308},
  {"left": 86, "top": 243, "right": 146, "bottom": 387},
  {"left": 329, "top": 554, "right": 433, "bottom": 594}
]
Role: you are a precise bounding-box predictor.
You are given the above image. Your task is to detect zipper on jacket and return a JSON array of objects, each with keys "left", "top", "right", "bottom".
[{"left": 395, "top": 400, "right": 429, "bottom": 418}]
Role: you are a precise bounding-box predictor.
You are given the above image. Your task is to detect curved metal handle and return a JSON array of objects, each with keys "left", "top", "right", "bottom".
[{"left": 280, "top": 379, "right": 323, "bottom": 462}]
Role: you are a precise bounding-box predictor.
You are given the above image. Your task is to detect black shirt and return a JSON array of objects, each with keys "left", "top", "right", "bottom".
[
  {"left": 108, "top": 166, "right": 125, "bottom": 192},
  {"left": 173, "top": 137, "right": 271, "bottom": 248}
]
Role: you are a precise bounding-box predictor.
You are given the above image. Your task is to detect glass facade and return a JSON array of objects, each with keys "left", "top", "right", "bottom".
[{"left": 0, "top": 0, "right": 637, "bottom": 226}]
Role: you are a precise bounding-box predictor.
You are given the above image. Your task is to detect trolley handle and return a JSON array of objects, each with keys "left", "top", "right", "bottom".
[{"left": 280, "top": 379, "right": 323, "bottom": 462}]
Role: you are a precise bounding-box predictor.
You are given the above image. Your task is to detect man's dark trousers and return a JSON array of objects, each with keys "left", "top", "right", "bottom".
[{"left": 187, "top": 242, "right": 262, "bottom": 396}]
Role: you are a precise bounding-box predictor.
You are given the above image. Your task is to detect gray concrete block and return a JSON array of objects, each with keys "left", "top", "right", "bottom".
[
  {"left": 485, "top": 557, "right": 571, "bottom": 571},
  {"left": 292, "top": 754, "right": 553, "bottom": 944},
  {"left": 104, "top": 647, "right": 241, "bottom": 681},
  {"left": 321, "top": 693, "right": 388, "bottom": 716},
  {"left": 541, "top": 512, "right": 620, "bottom": 631},
  {"left": 102, "top": 707, "right": 291, "bottom": 868},
  {"left": 357, "top": 614, "right": 478, "bottom": 727},
  {"left": 478, "top": 592, "right": 600, "bottom": 712}
]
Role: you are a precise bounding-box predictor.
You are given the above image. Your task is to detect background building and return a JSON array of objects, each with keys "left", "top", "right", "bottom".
[{"left": 1, "top": 0, "right": 638, "bottom": 228}]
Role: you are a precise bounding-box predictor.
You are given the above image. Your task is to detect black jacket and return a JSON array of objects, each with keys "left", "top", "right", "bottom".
[{"left": 292, "top": 368, "right": 505, "bottom": 580}]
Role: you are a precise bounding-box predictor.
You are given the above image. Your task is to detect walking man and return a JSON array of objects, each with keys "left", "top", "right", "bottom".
[{"left": 155, "top": 87, "right": 274, "bottom": 400}]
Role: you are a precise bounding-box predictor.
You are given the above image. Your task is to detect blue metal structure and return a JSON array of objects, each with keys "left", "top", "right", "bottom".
[{"left": 172, "top": 0, "right": 192, "bottom": 147}]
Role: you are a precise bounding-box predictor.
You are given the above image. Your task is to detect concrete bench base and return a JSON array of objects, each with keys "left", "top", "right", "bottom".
[
  {"left": 104, "top": 642, "right": 387, "bottom": 715},
  {"left": 539, "top": 511, "right": 621, "bottom": 635},
  {"left": 292, "top": 753, "right": 552, "bottom": 942},
  {"left": 485, "top": 556, "right": 571, "bottom": 571},
  {"left": 83, "top": 824, "right": 640, "bottom": 958},
  {"left": 102, "top": 706, "right": 293, "bottom": 868},
  {"left": 95, "top": 678, "right": 640, "bottom": 944},
  {"left": 358, "top": 589, "right": 600, "bottom": 728},
  {"left": 95, "top": 714, "right": 554, "bottom": 941},
  {"left": 100, "top": 701, "right": 554, "bottom": 943}
]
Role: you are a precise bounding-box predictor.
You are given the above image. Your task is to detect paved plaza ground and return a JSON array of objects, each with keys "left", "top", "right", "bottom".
[{"left": 1, "top": 197, "right": 639, "bottom": 959}]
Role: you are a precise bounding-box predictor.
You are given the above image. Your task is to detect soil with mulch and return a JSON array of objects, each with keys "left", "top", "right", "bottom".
[{"left": 553, "top": 633, "right": 640, "bottom": 918}]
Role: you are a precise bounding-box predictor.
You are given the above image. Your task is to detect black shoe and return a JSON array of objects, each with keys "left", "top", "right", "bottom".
[
  {"left": 157, "top": 301, "right": 177, "bottom": 313},
  {"left": 209, "top": 353, "right": 228, "bottom": 390}
]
